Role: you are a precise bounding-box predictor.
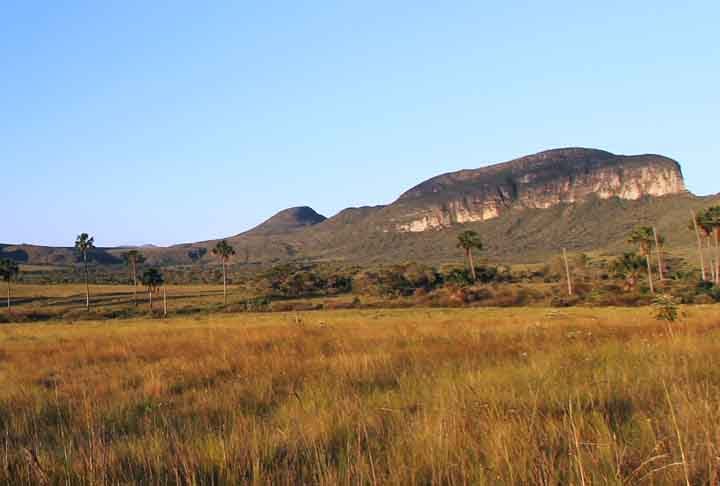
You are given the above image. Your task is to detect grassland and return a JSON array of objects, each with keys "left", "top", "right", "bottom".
[
  {"left": 2, "top": 304, "right": 720, "bottom": 485},
  {"left": 3, "top": 283, "right": 232, "bottom": 322}
]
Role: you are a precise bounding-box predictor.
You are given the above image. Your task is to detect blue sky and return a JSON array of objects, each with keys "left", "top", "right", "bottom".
[{"left": 2, "top": 1, "right": 718, "bottom": 247}]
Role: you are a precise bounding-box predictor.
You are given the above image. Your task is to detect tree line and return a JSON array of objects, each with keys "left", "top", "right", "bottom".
[{"left": 1, "top": 205, "right": 719, "bottom": 313}]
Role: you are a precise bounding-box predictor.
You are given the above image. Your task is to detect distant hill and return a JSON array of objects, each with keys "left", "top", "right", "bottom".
[
  {"left": 242, "top": 206, "right": 327, "bottom": 236},
  {"left": 2, "top": 148, "right": 716, "bottom": 268}
]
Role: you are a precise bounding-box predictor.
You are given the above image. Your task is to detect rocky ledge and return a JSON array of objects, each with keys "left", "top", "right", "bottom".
[{"left": 390, "top": 148, "right": 685, "bottom": 232}]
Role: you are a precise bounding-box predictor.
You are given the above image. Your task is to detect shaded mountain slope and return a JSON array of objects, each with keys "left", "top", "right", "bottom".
[{"left": 2, "top": 147, "right": 713, "bottom": 268}]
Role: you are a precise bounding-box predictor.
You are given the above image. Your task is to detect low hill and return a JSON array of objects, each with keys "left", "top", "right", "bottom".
[{"left": 241, "top": 206, "right": 327, "bottom": 236}]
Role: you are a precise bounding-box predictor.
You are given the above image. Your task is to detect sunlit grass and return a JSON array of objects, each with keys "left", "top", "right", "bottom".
[{"left": 1, "top": 306, "right": 719, "bottom": 484}]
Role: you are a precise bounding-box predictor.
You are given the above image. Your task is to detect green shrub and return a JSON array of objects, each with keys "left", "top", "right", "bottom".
[{"left": 652, "top": 294, "right": 680, "bottom": 323}]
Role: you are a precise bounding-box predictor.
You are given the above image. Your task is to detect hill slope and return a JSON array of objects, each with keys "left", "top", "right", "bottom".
[{"left": 2, "top": 147, "right": 714, "bottom": 267}]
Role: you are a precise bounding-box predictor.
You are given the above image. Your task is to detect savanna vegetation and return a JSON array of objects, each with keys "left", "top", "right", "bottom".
[
  {"left": 1, "top": 208, "right": 719, "bottom": 484},
  {"left": 2, "top": 307, "right": 720, "bottom": 484}
]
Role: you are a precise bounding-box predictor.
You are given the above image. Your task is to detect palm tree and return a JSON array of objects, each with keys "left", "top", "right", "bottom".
[
  {"left": 0, "top": 258, "right": 20, "bottom": 312},
  {"left": 689, "top": 211, "right": 707, "bottom": 281},
  {"left": 75, "top": 233, "right": 95, "bottom": 310},
  {"left": 652, "top": 227, "right": 666, "bottom": 281},
  {"left": 456, "top": 231, "right": 483, "bottom": 282},
  {"left": 698, "top": 209, "right": 718, "bottom": 283},
  {"left": 611, "top": 252, "right": 645, "bottom": 292},
  {"left": 704, "top": 206, "right": 720, "bottom": 285},
  {"left": 141, "top": 268, "right": 164, "bottom": 313},
  {"left": 212, "top": 240, "right": 236, "bottom": 305},
  {"left": 122, "top": 250, "right": 145, "bottom": 306},
  {"left": 628, "top": 226, "right": 656, "bottom": 294}
]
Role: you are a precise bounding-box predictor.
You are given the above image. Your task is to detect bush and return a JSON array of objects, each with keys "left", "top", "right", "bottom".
[
  {"left": 485, "top": 286, "right": 540, "bottom": 307},
  {"left": 592, "top": 292, "right": 653, "bottom": 307},
  {"left": 550, "top": 294, "right": 582, "bottom": 307},
  {"left": 444, "top": 266, "right": 506, "bottom": 287},
  {"left": 62, "top": 310, "right": 103, "bottom": 322},
  {"left": 653, "top": 294, "right": 680, "bottom": 323},
  {"left": 353, "top": 264, "right": 441, "bottom": 298},
  {"left": 697, "top": 282, "right": 720, "bottom": 302},
  {"left": 270, "top": 301, "right": 323, "bottom": 312},
  {"left": 693, "top": 294, "right": 715, "bottom": 305}
]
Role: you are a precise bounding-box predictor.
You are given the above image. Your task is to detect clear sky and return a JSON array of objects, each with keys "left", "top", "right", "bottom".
[{"left": 2, "top": 1, "right": 718, "bottom": 247}]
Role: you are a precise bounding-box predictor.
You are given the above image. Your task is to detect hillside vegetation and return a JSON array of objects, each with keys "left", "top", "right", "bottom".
[{"left": 2, "top": 193, "right": 719, "bottom": 268}]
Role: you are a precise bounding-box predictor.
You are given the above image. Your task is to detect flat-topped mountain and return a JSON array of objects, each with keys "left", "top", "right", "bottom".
[
  {"left": 386, "top": 148, "right": 686, "bottom": 232},
  {"left": 3, "top": 147, "right": 711, "bottom": 267}
]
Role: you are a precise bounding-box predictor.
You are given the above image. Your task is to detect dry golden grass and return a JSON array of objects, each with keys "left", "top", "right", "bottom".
[
  {"left": 6, "top": 283, "right": 234, "bottom": 321},
  {"left": 2, "top": 306, "right": 720, "bottom": 484}
]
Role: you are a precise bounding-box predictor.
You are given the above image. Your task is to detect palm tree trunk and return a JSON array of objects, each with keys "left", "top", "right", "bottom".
[
  {"left": 467, "top": 249, "right": 477, "bottom": 282},
  {"left": 6, "top": 279, "right": 10, "bottom": 312},
  {"left": 645, "top": 254, "right": 655, "bottom": 294},
  {"left": 562, "top": 248, "right": 573, "bottom": 295},
  {"left": 149, "top": 289, "right": 153, "bottom": 313},
  {"left": 223, "top": 261, "right": 228, "bottom": 305},
  {"left": 163, "top": 286, "right": 167, "bottom": 317},
  {"left": 715, "top": 230, "right": 720, "bottom": 285},
  {"left": 83, "top": 254, "right": 90, "bottom": 311},
  {"left": 708, "top": 238, "right": 717, "bottom": 284},
  {"left": 132, "top": 260, "right": 137, "bottom": 306},
  {"left": 652, "top": 227, "right": 664, "bottom": 281},
  {"left": 691, "top": 211, "right": 707, "bottom": 281}
]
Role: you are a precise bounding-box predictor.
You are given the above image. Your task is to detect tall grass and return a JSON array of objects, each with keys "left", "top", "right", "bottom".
[{"left": 1, "top": 307, "right": 719, "bottom": 484}]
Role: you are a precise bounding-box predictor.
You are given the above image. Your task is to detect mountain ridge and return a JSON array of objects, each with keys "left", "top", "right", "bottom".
[{"left": 1, "top": 147, "right": 709, "bottom": 267}]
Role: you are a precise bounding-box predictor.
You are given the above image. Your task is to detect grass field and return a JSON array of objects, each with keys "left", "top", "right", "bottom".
[
  {"left": 4, "top": 283, "right": 233, "bottom": 321},
  {"left": 2, "top": 305, "right": 720, "bottom": 485},
  {"left": 1, "top": 283, "right": 438, "bottom": 321}
]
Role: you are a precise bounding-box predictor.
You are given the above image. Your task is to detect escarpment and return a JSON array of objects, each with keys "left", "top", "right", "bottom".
[{"left": 385, "top": 148, "right": 685, "bottom": 232}]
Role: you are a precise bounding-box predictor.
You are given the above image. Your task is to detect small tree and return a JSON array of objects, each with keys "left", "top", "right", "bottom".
[
  {"left": 611, "top": 252, "right": 645, "bottom": 292},
  {"left": 188, "top": 247, "right": 207, "bottom": 264},
  {"left": 75, "top": 233, "right": 95, "bottom": 310},
  {"left": 141, "top": 268, "right": 164, "bottom": 313},
  {"left": 628, "top": 226, "right": 656, "bottom": 294},
  {"left": 653, "top": 294, "right": 681, "bottom": 337},
  {"left": 212, "top": 240, "right": 236, "bottom": 305},
  {"left": 0, "top": 258, "right": 20, "bottom": 312},
  {"left": 456, "top": 230, "right": 483, "bottom": 282},
  {"left": 122, "top": 250, "right": 145, "bottom": 306}
]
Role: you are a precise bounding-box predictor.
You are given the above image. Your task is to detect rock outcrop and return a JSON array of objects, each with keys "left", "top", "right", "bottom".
[{"left": 387, "top": 148, "right": 685, "bottom": 232}]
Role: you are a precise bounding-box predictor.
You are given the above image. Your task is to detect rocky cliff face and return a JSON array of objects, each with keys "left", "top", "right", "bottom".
[{"left": 388, "top": 148, "right": 685, "bottom": 232}]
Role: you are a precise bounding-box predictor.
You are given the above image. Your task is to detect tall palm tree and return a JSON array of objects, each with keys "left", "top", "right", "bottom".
[
  {"left": 652, "top": 227, "right": 666, "bottom": 281},
  {"left": 628, "top": 226, "right": 656, "bottom": 294},
  {"left": 690, "top": 211, "right": 707, "bottom": 281},
  {"left": 456, "top": 230, "right": 483, "bottom": 282},
  {"left": 0, "top": 258, "right": 19, "bottom": 312},
  {"left": 697, "top": 209, "right": 717, "bottom": 283},
  {"left": 704, "top": 206, "right": 720, "bottom": 285},
  {"left": 141, "top": 268, "right": 164, "bottom": 313},
  {"left": 74, "top": 233, "right": 95, "bottom": 310},
  {"left": 122, "top": 250, "right": 145, "bottom": 306},
  {"left": 212, "top": 240, "right": 236, "bottom": 305}
]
